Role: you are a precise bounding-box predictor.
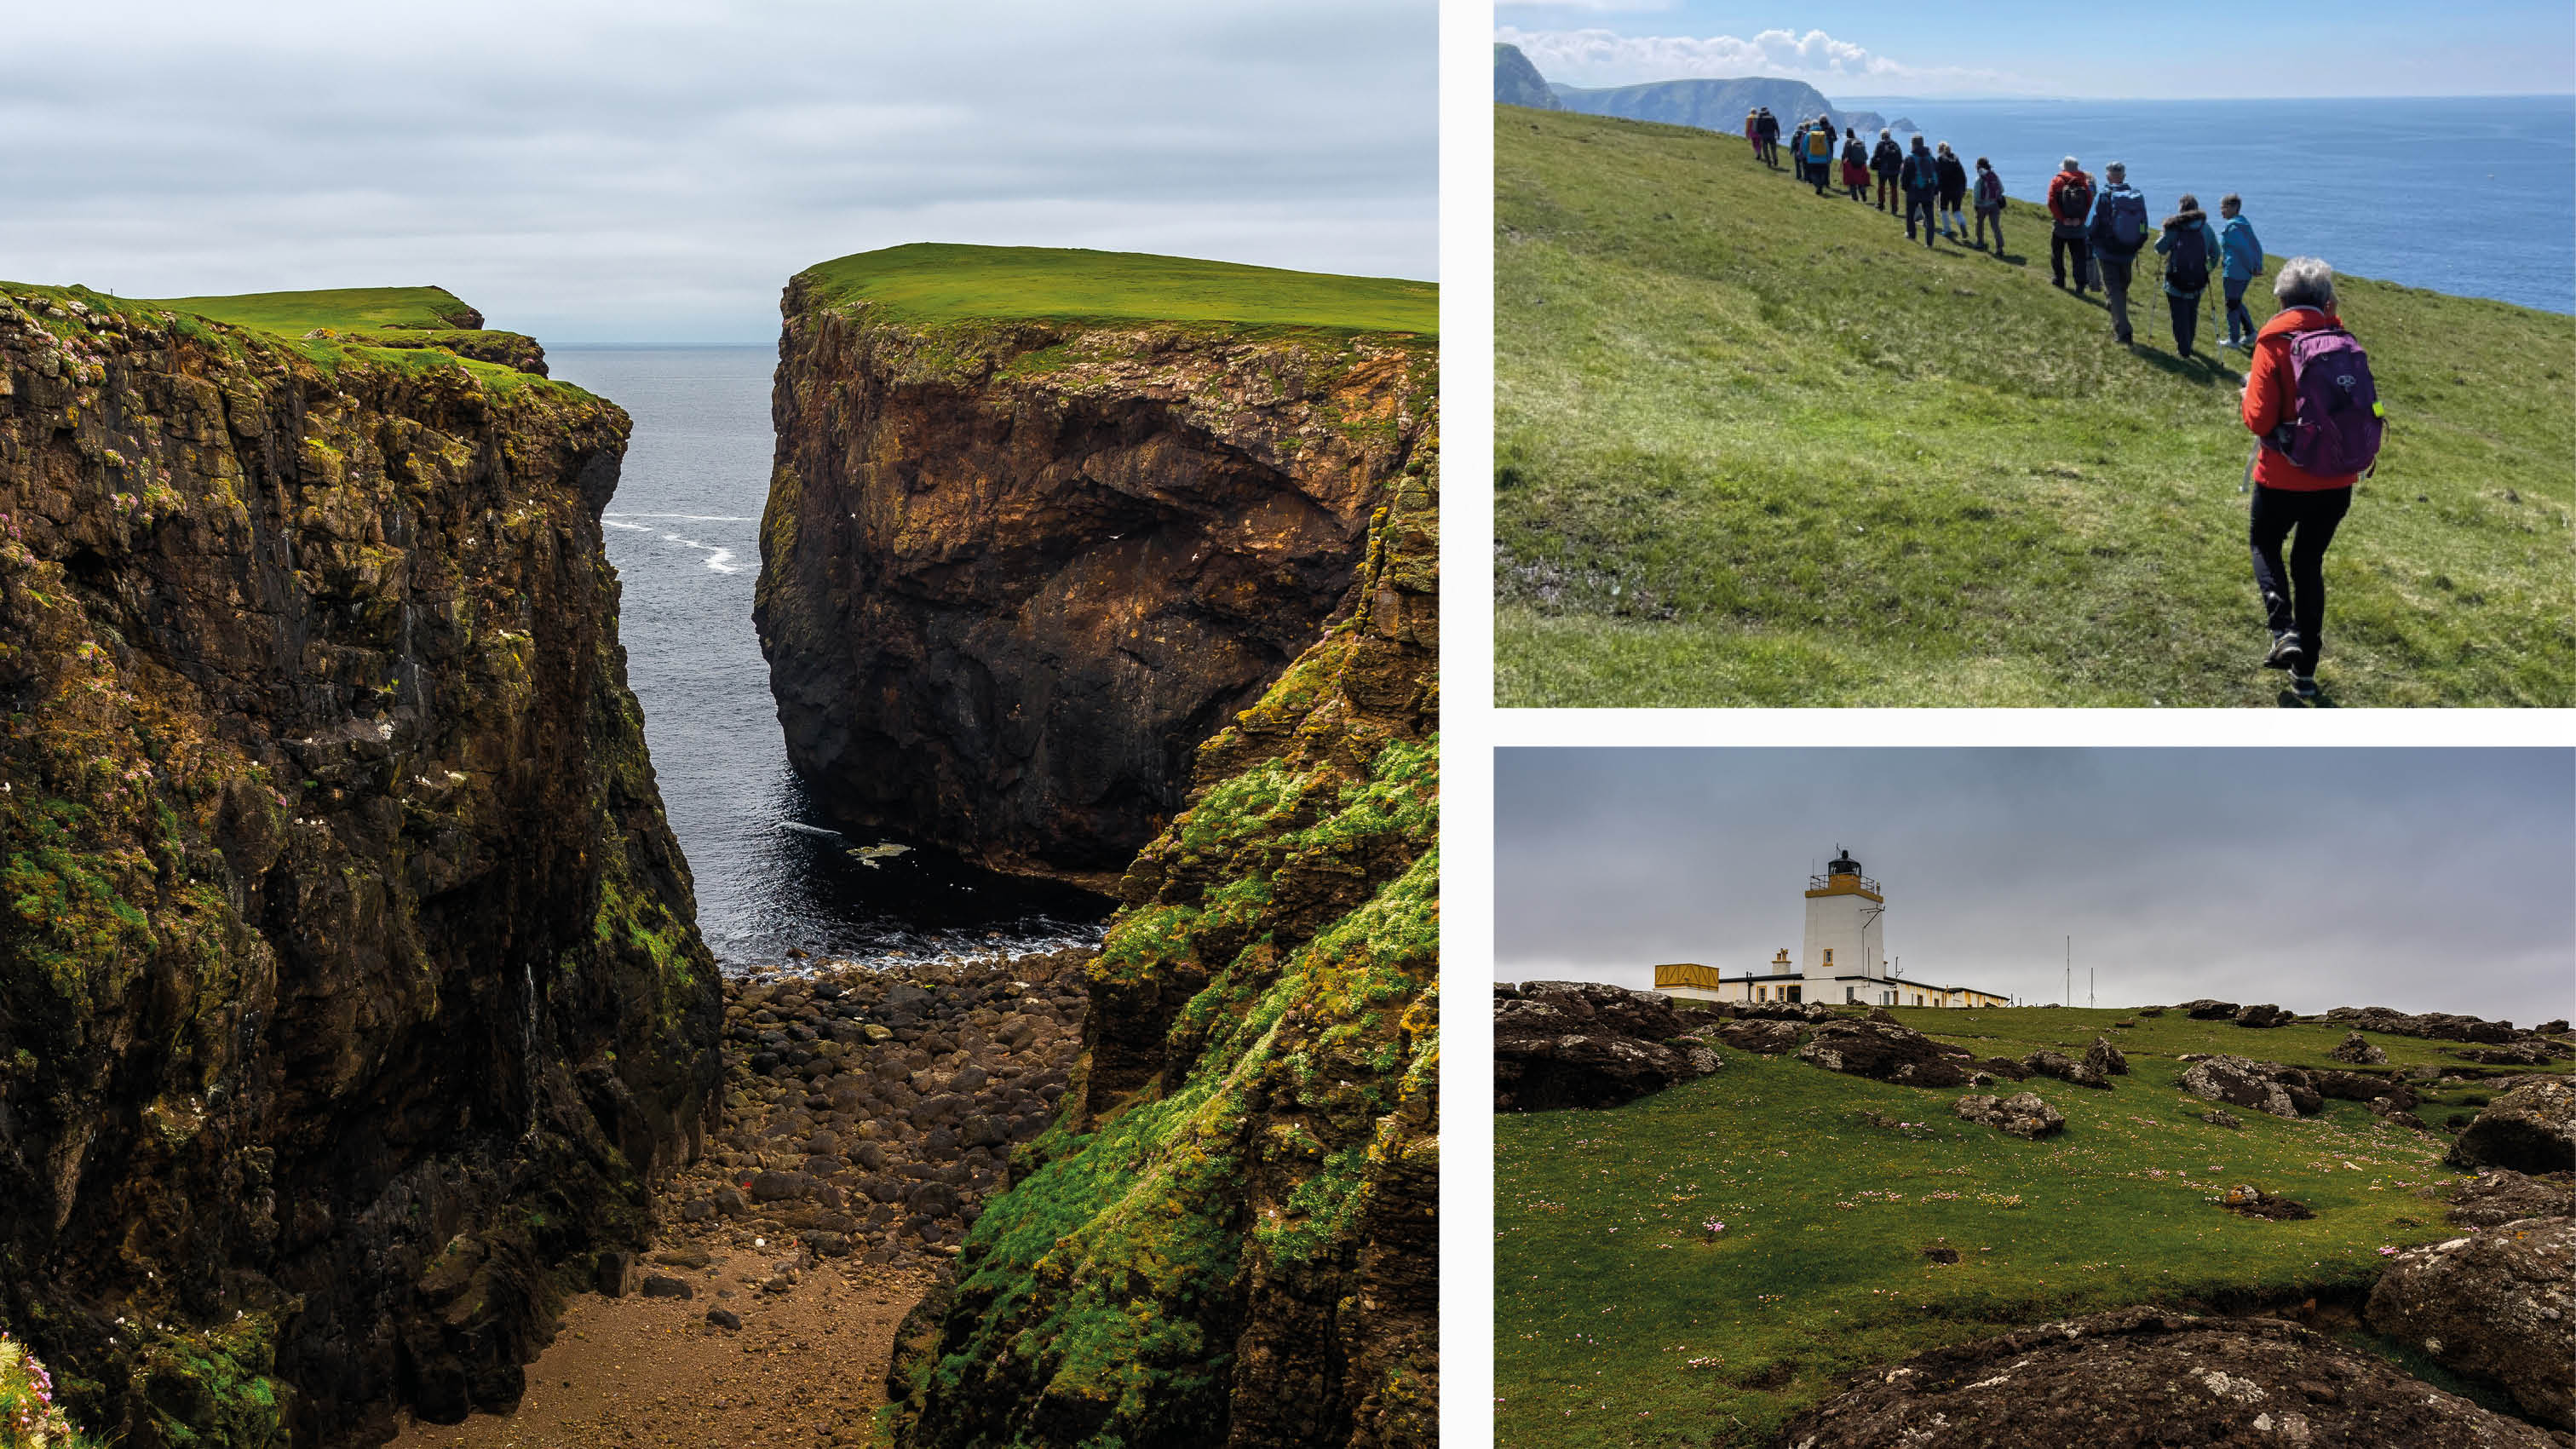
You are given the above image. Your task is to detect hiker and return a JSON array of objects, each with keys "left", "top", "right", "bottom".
[
  {"left": 1934, "top": 142, "right": 1969, "bottom": 239},
  {"left": 1872, "top": 129, "right": 1904, "bottom": 213},
  {"left": 2047, "top": 158, "right": 2096, "bottom": 293},
  {"left": 2087, "top": 161, "right": 2150, "bottom": 344},
  {"left": 1841, "top": 129, "right": 1871, "bottom": 201},
  {"left": 2154, "top": 193, "right": 2221, "bottom": 358},
  {"left": 1757, "top": 108, "right": 1781, "bottom": 168},
  {"left": 1745, "top": 108, "right": 1763, "bottom": 163},
  {"left": 2218, "top": 194, "right": 2265, "bottom": 348},
  {"left": 1972, "top": 157, "right": 2007, "bottom": 252},
  {"left": 1788, "top": 118, "right": 1809, "bottom": 183},
  {"left": 1803, "top": 117, "right": 1837, "bottom": 195},
  {"left": 1900, "top": 135, "right": 1940, "bottom": 247},
  {"left": 2240, "top": 257, "right": 2382, "bottom": 699}
]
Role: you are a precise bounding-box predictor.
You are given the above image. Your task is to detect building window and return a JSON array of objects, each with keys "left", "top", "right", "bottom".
[
  {"left": 1788, "top": 986, "right": 1802, "bottom": 1003},
  {"left": 1756, "top": 986, "right": 1765, "bottom": 1002},
  {"left": 1823, "top": 949, "right": 1834, "bottom": 966},
  {"left": 1846, "top": 986, "right": 1856, "bottom": 1003}
]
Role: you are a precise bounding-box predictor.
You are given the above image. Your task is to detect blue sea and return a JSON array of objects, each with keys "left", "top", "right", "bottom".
[
  {"left": 546, "top": 347, "right": 1112, "bottom": 971},
  {"left": 1832, "top": 95, "right": 2574, "bottom": 313}
]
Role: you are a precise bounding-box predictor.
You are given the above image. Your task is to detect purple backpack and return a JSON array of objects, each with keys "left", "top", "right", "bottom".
[{"left": 2269, "top": 326, "right": 2383, "bottom": 476}]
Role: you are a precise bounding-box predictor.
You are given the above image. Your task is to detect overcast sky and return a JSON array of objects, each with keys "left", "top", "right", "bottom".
[
  {"left": 1496, "top": 750, "right": 2575, "bottom": 1025},
  {"left": 1, "top": 1, "right": 1435, "bottom": 344},
  {"left": 1497, "top": 1, "right": 2576, "bottom": 97}
]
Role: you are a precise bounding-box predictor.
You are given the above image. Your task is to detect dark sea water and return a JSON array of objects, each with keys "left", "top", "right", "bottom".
[
  {"left": 1831, "top": 95, "right": 2574, "bottom": 313},
  {"left": 545, "top": 347, "right": 1112, "bottom": 971}
]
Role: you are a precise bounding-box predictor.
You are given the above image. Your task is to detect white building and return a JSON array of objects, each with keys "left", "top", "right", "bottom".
[{"left": 1655, "top": 848, "right": 2011, "bottom": 1009}]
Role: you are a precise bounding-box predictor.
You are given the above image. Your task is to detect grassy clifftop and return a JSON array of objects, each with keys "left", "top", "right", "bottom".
[
  {"left": 142, "top": 284, "right": 486, "bottom": 333},
  {"left": 5, "top": 281, "right": 558, "bottom": 382},
  {"left": 1496, "top": 105, "right": 2575, "bottom": 706},
  {"left": 800, "top": 243, "right": 1437, "bottom": 335},
  {"left": 1495, "top": 1005, "right": 2563, "bottom": 1449}
]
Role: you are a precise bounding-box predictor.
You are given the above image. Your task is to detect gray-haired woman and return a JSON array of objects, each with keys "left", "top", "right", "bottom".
[{"left": 2240, "top": 258, "right": 2376, "bottom": 699}]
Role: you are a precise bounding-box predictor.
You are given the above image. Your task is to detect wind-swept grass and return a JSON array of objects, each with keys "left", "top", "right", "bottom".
[
  {"left": 1493, "top": 1005, "right": 2566, "bottom": 1448},
  {"left": 801, "top": 243, "right": 1437, "bottom": 335},
  {"left": 1495, "top": 105, "right": 2575, "bottom": 706}
]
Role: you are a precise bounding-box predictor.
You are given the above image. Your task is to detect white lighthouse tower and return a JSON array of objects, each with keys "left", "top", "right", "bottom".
[{"left": 1801, "top": 847, "right": 1886, "bottom": 980}]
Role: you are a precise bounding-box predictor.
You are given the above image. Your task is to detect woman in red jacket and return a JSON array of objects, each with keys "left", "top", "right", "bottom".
[{"left": 2241, "top": 256, "right": 2364, "bottom": 699}]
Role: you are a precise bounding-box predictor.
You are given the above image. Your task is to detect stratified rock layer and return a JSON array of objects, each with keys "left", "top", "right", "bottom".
[
  {"left": 885, "top": 405, "right": 1437, "bottom": 1447},
  {"left": 1493, "top": 981, "right": 1720, "bottom": 1111},
  {"left": 757, "top": 270, "right": 1434, "bottom": 886},
  {"left": 0, "top": 287, "right": 720, "bottom": 1447},
  {"left": 1777, "top": 1308, "right": 2562, "bottom": 1448}
]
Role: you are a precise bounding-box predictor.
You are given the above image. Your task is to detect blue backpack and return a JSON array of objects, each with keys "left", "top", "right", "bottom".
[{"left": 2100, "top": 189, "right": 2148, "bottom": 251}]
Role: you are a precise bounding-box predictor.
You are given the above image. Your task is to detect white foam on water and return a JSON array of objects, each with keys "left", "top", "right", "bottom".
[
  {"left": 603, "top": 520, "right": 655, "bottom": 532},
  {"left": 606, "top": 512, "right": 757, "bottom": 522}
]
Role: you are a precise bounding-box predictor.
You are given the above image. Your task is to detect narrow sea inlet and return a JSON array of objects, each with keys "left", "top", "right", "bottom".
[{"left": 547, "top": 346, "right": 1112, "bottom": 971}]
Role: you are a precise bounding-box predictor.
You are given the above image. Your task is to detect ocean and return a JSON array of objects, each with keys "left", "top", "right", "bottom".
[
  {"left": 1830, "top": 95, "right": 2574, "bottom": 314},
  {"left": 545, "top": 347, "right": 1112, "bottom": 972}
]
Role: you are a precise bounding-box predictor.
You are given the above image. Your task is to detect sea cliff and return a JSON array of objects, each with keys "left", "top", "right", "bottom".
[
  {"left": 755, "top": 244, "right": 1436, "bottom": 888},
  {"left": 0, "top": 285, "right": 720, "bottom": 1446}
]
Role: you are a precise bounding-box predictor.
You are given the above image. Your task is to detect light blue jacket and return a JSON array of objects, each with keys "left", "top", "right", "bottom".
[{"left": 2220, "top": 214, "right": 2264, "bottom": 284}]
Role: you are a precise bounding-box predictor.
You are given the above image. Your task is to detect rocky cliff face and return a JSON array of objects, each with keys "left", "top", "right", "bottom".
[
  {"left": 0, "top": 286, "right": 720, "bottom": 1447},
  {"left": 756, "top": 275, "right": 1435, "bottom": 887},
  {"left": 885, "top": 408, "right": 1438, "bottom": 1448}
]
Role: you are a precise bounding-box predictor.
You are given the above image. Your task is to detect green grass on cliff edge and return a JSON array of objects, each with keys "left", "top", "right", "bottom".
[
  {"left": 801, "top": 243, "right": 1437, "bottom": 334},
  {"left": 1495, "top": 105, "right": 2576, "bottom": 707},
  {"left": 141, "top": 285, "right": 483, "bottom": 335},
  {"left": 1493, "top": 1004, "right": 2569, "bottom": 1449}
]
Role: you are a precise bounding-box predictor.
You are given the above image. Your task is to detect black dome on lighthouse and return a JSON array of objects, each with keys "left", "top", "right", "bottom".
[{"left": 1827, "top": 846, "right": 1862, "bottom": 877}]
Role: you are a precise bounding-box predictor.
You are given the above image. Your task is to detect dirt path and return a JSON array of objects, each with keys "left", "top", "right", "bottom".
[{"left": 392, "top": 1245, "right": 931, "bottom": 1449}]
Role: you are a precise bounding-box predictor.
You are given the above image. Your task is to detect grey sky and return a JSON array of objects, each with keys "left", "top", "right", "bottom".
[
  {"left": 1, "top": 1, "right": 1435, "bottom": 344},
  {"left": 1497, "top": 750, "right": 2575, "bottom": 1025}
]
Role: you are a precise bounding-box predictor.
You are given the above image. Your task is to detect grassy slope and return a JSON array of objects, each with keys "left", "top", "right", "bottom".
[
  {"left": 1494, "top": 1005, "right": 2567, "bottom": 1449},
  {"left": 800, "top": 242, "right": 1437, "bottom": 334},
  {"left": 1495, "top": 105, "right": 2575, "bottom": 706},
  {"left": 141, "top": 285, "right": 481, "bottom": 333}
]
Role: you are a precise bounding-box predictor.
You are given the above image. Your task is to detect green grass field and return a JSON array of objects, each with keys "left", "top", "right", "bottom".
[
  {"left": 799, "top": 242, "right": 1438, "bottom": 333},
  {"left": 1495, "top": 105, "right": 2576, "bottom": 706},
  {"left": 1494, "top": 1005, "right": 2564, "bottom": 1449},
  {"left": 141, "top": 284, "right": 483, "bottom": 335}
]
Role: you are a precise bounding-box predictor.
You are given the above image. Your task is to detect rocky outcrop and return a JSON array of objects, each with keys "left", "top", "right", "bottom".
[
  {"left": 2179, "top": 998, "right": 2240, "bottom": 1020},
  {"left": 2456, "top": 1039, "right": 2569, "bottom": 1066},
  {"left": 885, "top": 392, "right": 1436, "bottom": 1449},
  {"left": 2450, "top": 1170, "right": 2576, "bottom": 1229},
  {"left": 2330, "top": 1031, "right": 2389, "bottom": 1065},
  {"left": 2023, "top": 1049, "right": 2111, "bottom": 1090},
  {"left": 2082, "top": 1035, "right": 2128, "bottom": 1077},
  {"left": 756, "top": 251, "right": 1435, "bottom": 888},
  {"left": 1777, "top": 1308, "right": 2562, "bottom": 1448},
  {"left": 2234, "top": 1002, "right": 2293, "bottom": 1028},
  {"left": 2447, "top": 1078, "right": 2576, "bottom": 1174},
  {"left": 2366, "top": 1217, "right": 2575, "bottom": 1429},
  {"left": 2326, "top": 1006, "right": 2524, "bottom": 1044},
  {"left": 1493, "top": 982, "right": 1720, "bottom": 1110},
  {"left": 1707, "top": 1017, "right": 1804, "bottom": 1055},
  {"left": 0, "top": 286, "right": 720, "bottom": 1446},
  {"left": 2178, "top": 1055, "right": 2322, "bottom": 1118},
  {"left": 1952, "top": 1092, "right": 2064, "bottom": 1139},
  {"left": 1797, "top": 1019, "right": 1973, "bottom": 1088}
]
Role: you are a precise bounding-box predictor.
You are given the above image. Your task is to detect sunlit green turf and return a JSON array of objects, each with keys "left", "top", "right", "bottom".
[
  {"left": 799, "top": 242, "right": 1437, "bottom": 334},
  {"left": 1494, "top": 105, "right": 2576, "bottom": 706},
  {"left": 141, "top": 285, "right": 482, "bottom": 335},
  {"left": 1493, "top": 1006, "right": 2565, "bottom": 1449}
]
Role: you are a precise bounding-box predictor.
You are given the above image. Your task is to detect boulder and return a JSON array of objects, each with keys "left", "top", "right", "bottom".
[
  {"left": 1705, "top": 1018, "right": 1802, "bottom": 1055},
  {"left": 2456, "top": 1039, "right": 2566, "bottom": 1067},
  {"left": 2446, "top": 1078, "right": 2576, "bottom": 1175},
  {"left": 2234, "top": 1003, "right": 2293, "bottom": 1028},
  {"left": 2216, "top": 1184, "right": 2313, "bottom": 1220},
  {"left": 2539, "top": 1020, "right": 2571, "bottom": 1036},
  {"left": 1796, "top": 1019, "right": 1973, "bottom": 1089},
  {"left": 2199, "top": 1108, "right": 2243, "bottom": 1130},
  {"left": 639, "top": 1275, "right": 694, "bottom": 1301},
  {"left": 2328, "top": 1032, "right": 2389, "bottom": 1065},
  {"left": 1493, "top": 981, "right": 1721, "bottom": 1111},
  {"left": 1776, "top": 1308, "right": 2558, "bottom": 1449},
  {"left": 2177, "top": 1055, "right": 2320, "bottom": 1118},
  {"left": 1973, "top": 1056, "right": 2030, "bottom": 1081},
  {"left": 2314, "top": 1068, "right": 2412, "bottom": 1109},
  {"left": 2366, "top": 1216, "right": 2575, "bottom": 1429},
  {"left": 2323, "top": 1006, "right": 2521, "bottom": 1045},
  {"left": 2179, "top": 998, "right": 2240, "bottom": 1021},
  {"left": 1952, "top": 1092, "right": 2065, "bottom": 1139},
  {"left": 2023, "top": 1049, "right": 2110, "bottom": 1090},
  {"left": 2081, "top": 1035, "right": 2128, "bottom": 1078},
  {"left": 2447, "top": 1170, "right": 2576, "bottom": 1229}
]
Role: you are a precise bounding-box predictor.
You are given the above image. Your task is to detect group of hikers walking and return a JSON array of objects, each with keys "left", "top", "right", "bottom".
[{"left": 1742, "top": 105, "right": 2384, "bottom": 701}]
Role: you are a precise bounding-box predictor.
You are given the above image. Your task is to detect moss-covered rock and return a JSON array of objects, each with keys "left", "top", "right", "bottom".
[
  {"left": 888, "top": 412, "right": 1438, "bottom": 1449},
  {"left": 0, "top": 284, "right": 720, "bottom": 1447}
]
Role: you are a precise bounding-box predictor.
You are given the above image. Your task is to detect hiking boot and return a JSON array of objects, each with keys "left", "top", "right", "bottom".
[
  {"left": 2263, "top": 633, "right": 2303, "bottom": 670},
  {"left": 2291, "top": 672, "right": 2320, "bottom": 699}
]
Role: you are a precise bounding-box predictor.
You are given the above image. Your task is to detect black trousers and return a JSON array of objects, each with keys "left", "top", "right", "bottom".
[
  {"left": 2052, "top": 232, "right": 2090, "bottom": 290},
  {"left": 2168, "top": 291, "right": 2202, "bottom": 354},
  {"left": 2250, "top": 484, "right": 2353, "bottom": 669},
  {"left": 1906, "top": 193, "right": 1937, "bottom": 244}
]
